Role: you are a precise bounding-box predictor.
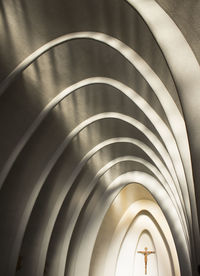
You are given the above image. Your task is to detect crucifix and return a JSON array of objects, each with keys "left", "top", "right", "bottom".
[{"left": 137, "top": 247, "right": 155, "bottom": 275}]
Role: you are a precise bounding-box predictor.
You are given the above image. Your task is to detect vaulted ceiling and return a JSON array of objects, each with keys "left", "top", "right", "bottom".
[{"left": 0, "top": 0, "right": 200, "bottom": 276}]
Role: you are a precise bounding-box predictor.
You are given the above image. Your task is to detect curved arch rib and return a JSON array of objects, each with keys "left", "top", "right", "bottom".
[{"left": 126, "top": 0, "right": 200, "bottom": 262}]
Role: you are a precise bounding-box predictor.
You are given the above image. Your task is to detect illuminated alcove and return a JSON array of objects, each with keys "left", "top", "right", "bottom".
[
  {"left": 116, "top": 213, "right": 173, "bottom": 276},
  {"left": 89, "top": 183, "right": 180, "bottom": 276},
  {"left": 133, "top": 230, "right": 158, "bottom": 276}
]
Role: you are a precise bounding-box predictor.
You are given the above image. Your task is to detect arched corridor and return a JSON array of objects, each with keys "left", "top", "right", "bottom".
[{"left": 0, "top": 0, "right": 200, "bottom": 275}]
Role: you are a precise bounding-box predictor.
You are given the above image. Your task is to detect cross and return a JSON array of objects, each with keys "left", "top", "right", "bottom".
[{"left": 137, "top": 247, "right": 155, "bottom": 274}]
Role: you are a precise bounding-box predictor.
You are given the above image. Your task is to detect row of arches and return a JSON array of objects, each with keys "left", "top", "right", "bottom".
[{"left": 0, "top": 0, "right": 199, "bottom": 275}]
